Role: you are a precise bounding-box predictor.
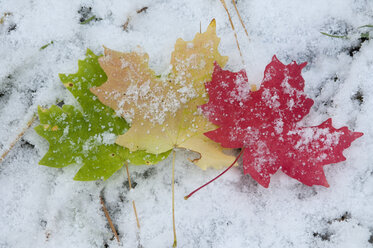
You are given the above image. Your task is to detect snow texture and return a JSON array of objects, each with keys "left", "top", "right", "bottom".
[{"left": 0, "top": 0, "right": 372, "bottom": 247}]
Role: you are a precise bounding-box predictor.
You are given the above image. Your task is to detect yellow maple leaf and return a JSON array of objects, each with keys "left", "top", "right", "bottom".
[{"left": 91, "top": 20, "right": 235, "bottom": 170}]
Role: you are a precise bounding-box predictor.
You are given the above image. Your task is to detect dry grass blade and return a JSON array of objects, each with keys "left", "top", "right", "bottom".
[
  {"left": 231, "top": 0, "right": 250, "bottom": 40},
  {"left": 100, "top": 194, "right": 120, "bottom": 243},
  {"left": 125, "top": 162, "right": 141, "bottom": 229},
  {"left": 219, "top": 0, "right": 245, "bottom": 65},
  {"left": 0, "top": 115, "right": 36, "bottom": 164}
]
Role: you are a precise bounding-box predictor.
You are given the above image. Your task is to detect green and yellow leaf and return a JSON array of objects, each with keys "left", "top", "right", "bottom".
[{"left": 35, "top": 50, "right": 170, "bottom": 180}]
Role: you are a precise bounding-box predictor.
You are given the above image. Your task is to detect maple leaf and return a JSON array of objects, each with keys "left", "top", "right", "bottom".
[
  {"left": 90, "top": 20, "right": 236, "bottom": 169},
  {"left": 200, "top": 56, "right": 363, "bottom": 187},
  {"left": 35, "top": 49, "right": 170, "bottom": 180}
]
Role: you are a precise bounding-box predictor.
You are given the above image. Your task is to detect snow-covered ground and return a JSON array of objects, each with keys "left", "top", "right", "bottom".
[{"left": 0, "top": 0, "right": 372, "bottom": 247}]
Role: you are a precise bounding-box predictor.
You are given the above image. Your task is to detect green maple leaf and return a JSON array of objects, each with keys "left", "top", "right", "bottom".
[{"left": 35, "top": 49, "right": 170, "bottom": 180}]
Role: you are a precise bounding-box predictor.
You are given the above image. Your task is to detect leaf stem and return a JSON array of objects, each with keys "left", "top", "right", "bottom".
[
  {"left": 125, "top": 162, "right": 140, "bottom": 229},
  {"left": 172, "top": 150, "right": 177, "bottom": 247},
  {"left": 100, "top": 194, "right": 120, "bottom": 243},
  {"left": 184, "top": 148, "right": 244, "bottom": 200},
  {"left": 0, "top": 115, "right": 36, "bottom": 164}
]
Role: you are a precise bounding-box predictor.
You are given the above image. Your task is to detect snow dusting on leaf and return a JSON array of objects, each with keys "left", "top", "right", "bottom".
[
  {"left": 91, "top": 20, "right": 236, "bottom": 170},
  {"left": 201, "top": 56, "right": 363, "bottom": 187},
  {"left": 35, "top": 50, "right": 170, "bottom": 180}
]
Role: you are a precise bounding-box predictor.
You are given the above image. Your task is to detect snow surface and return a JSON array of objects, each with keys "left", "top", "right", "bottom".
[{"left": 0, "top": 0, "right": 372, "bottom": 247}]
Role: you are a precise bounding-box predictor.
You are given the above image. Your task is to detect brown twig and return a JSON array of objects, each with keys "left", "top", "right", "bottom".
[
  {"left": 231, "top": 0, "right": 250, "bottom": 40},
  {"left": 100, "top": 195, "right": 120, "bottom": 243},
  {"left": 123, "top": 6, "right": 149, "bottom": 31},
  {"left": 0, "top": 115, "right": 36, "bottom": 164},
  {"left": 136, "top": 7, "right": 148, "bottom": 14},
  {"left": 219, "top": 0, "right": 245, "bottom": 65},
  {"left": 122, "top": 17, "right": 131, "bottom": 31},
  {"left": 125, "top": 162, "right": 141, "bottom": 229}
]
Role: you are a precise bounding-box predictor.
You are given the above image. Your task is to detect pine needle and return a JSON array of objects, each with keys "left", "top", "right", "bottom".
[
  {"left": 231, "top": 0, "right": 250, "bottom": 40},
  {"left": 0, "top": 115, "right": 36, "bottom": 164},
  {"left": 320, "top": 32, "right": 348, "bottom": 39},
  {"left": 125, "top": 162, "right": 141, "bottom": 229},
  {"left": 172, "top": 150, "right": 177, "bottom": 247},
  {"left": 100, "top": 194, "right": 120, "bottom": 243},
  {"left": 357, "top": 24, "right": 373, "bottom": 29},
  {"left": 219, "top": 0, "right": 245, "bottom": 65}
]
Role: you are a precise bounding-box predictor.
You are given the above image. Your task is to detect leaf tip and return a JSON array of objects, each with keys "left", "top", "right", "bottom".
[
  {"left": 259, "top": 181, "right": 270, "bottom": 188},
  {"left": 299, "top": 62, "right": 307, "bottom": 70},
  {"left": 321, "top": 179, "right": 330, "bottom": 188},
  {"left": 37, "top": 105, "right": 45, "bottom": 112},
  {"left": 209, "top": 19, "right": 216, "bottom": 28},
  {"left": 325, "top": 118, "right": 333, "bottom": 126},
  {"left": 353, "top": 131, "right": 364, "bottom": 139},
  {"left": 271, "top": 55, "right": 280, "bottom": 63},
  {"left": 86, "top": 48, "right": 94, "bottom": 57}
]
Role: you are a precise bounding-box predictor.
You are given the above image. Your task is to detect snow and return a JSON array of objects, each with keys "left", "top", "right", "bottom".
[{"left": 0, "top": 0, "right": 372, "bottom": 247}]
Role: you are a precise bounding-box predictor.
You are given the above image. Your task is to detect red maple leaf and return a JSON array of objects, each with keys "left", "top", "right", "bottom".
[{"left": 198, "top": 56, "right": 363, "bottom": 189}]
